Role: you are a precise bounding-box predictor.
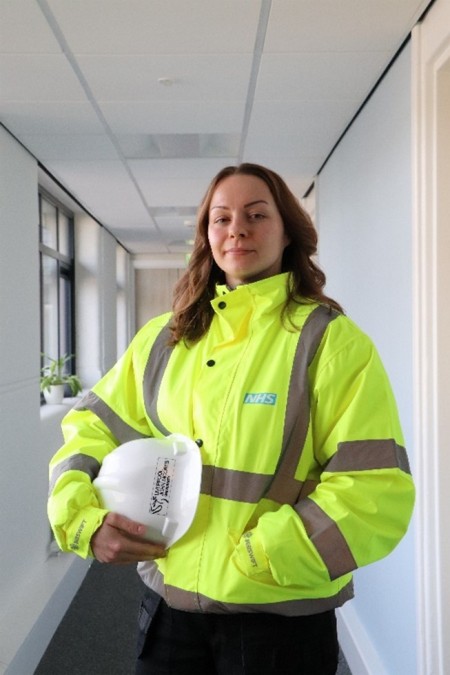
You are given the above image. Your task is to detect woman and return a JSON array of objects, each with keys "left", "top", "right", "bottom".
[{"left": 48, "top": 163, "right": 415, "bottom": 674}]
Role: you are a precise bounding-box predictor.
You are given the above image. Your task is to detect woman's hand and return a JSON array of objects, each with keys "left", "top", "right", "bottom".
[{"left": 91, "top": 512, "right": 167, "bottom": 564}]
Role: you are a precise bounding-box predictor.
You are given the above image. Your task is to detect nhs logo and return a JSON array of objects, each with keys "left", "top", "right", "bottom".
[{"left": 243, "top": 392, "right": 277, "bottom": 405}]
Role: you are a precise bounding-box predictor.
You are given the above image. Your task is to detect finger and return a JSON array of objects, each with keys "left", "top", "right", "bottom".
[
  {"left": 118, "top": 537, "right": 167, "bottom": 562},
  {"left": 104, "top": 511, "right": 146, "bottom": 537},
  {"left": 93, "top": 514, "right": 166, "bottom": 563},
  {"left": 106, "top": 512, "right": 167, "bottom": 555},
  {"left": 99, "top": 536, "right": 165, "bottom": 564}
]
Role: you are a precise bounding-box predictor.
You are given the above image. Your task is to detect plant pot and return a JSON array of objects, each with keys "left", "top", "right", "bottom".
[{"left": 43, "top": 384, "right": 65, "bottom": 405}]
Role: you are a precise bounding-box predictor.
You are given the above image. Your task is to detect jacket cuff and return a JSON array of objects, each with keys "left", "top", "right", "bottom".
[
  {"left": 64, "top": 507, "right": 108, "bottom": 559},
  {"left": 232, "top": 529, "right": 271, "bottom": 577}
]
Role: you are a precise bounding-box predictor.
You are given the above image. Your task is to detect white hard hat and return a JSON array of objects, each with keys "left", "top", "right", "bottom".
[{"left": 93, "top": 433, "right": 202, "bottom": 546}]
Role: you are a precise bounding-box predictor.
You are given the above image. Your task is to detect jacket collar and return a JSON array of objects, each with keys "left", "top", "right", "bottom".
[{"left": 212, "top": 273, "right": 291, "bottom": 319}]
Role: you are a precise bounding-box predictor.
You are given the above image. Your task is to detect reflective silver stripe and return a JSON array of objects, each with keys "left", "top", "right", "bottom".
[
  {"left": 49, "top": 453, "right": 101, "bottom": 494},
  {"left": 75, "top": 390, "right": 147, "bottom": 444},
  {"left": 297, "top": 479, "right": 320, "bottom": 500},
  {"left": 137, "top": 562, "right": 354, "bottom": 615},
  {"left": 295, "top": 498, "right": 357, "bottom": 581},
  {"left": 166, "top": 580, "right": 353, "bottom": 615},
  {"left": 326, "top": 439, "right": 411, "bottom": 474},
  {"left": 265, "top": 305, "right": 340, "bottom": 503},
  {"left": 142, "top": 322, "right": 173, "bottom": 435},
  {"left": 200, "top": 467, "right": 319, "bottom": 503},
  {"left": 201, "top": 465, "right": 271, "bottom": 502}
]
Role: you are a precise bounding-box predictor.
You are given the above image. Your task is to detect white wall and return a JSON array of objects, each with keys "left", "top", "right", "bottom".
[
  {"left": 117, "top": 244, "right": 135, "bottom": 357},
  {"left": 0, "top": 126, "right": 55, "bottom": 673},
  {"left": 135, "top": 267, "right": 183, "bottom": 329},
  {"left": 316, "top": 45, "right": 416, "bottom": 674},
  {"left": 0, "top": 125, "right": 135, "bottom": 674},
  {"left": 76, "top": 213, "right": 137, "bottom": 389}
]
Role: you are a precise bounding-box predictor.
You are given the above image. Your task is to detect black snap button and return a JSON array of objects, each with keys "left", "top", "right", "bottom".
[
  {"left": 218, "top": 301, "right": 226, "bottom": 309},
  {"left": 206, "top": 359, "right": 215, "bottom": 367},
  {"left": 195, "top": 439, "right": 203, "bottom": 447}
]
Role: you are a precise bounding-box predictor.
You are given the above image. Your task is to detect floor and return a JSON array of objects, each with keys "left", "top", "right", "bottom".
[{"left": 34, "top": 561, "right": 352, "bottom": 674}]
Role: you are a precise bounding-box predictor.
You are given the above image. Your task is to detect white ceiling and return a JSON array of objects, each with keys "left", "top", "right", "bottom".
[{"left": 0, "top": 0, "right": 431, "bottom": 256}]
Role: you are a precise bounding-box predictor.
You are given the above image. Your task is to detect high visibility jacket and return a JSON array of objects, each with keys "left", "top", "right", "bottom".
[{"left": 48, "top": 273, "right": 415, "bottom": 616}]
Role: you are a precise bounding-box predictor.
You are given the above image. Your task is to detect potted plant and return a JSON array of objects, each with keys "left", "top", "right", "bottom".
[{"left": 40, "top": 353, "right": 82, "bottom": 404}]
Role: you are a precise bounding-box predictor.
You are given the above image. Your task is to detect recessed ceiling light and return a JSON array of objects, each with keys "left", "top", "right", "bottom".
[{"left": 157, "top": 77, "right": 174, "bottom": 86}]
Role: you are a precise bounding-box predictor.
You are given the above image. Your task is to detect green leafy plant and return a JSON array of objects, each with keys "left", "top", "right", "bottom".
[{"left": 40, "top": 353, "right": 82, "bottom": 396}]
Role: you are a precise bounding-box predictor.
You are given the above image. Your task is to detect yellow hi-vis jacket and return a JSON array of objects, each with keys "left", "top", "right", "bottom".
[{"left": 48, "top": 273, "right": 415, "bottom": 616}]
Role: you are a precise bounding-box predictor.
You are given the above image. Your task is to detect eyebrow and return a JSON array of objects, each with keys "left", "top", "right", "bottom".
[{"left": 210, "top": 199, "right": 269, "bottom": 211}]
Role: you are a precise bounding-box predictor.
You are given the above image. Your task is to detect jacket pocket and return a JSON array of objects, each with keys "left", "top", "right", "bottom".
[
  {"left": 136, "top": 588, "right": 163, "bottom": 658},
  {"left": 231, "top": 528, "right": 272, "bottom": 579}
]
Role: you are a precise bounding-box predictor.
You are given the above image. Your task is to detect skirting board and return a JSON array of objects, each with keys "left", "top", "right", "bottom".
[{"left": 337, "top": 603, "right": 388, "bottom": 675}]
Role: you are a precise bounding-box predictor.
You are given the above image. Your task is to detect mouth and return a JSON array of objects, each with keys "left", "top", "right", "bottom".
[{"left": 225, "top": 248, "right": 253, "bottom": 255}]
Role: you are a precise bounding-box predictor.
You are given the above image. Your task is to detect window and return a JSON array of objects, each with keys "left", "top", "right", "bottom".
[{"left": 39, "top": 189, "right": 75, "bottom": 378}]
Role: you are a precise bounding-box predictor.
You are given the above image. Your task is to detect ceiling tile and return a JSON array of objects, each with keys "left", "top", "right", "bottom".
[
  {"left": 246, "top": 99, "right": 358, "bottom": 157},
  {"left": 45, "top": 159, "right": 155, "bottom": 227},
  {"left": 128, "top": 157, "right": 236, "bottom": 181},
  {"left": 0, "top": 101, "right": 105, "bottom": 136},
  {"left": 256, "top": 51, "right": 393, "bottom": 102},
  {"left": 0, "top": 0, "right": 61, "bottom": 53},
  {"left": 47, "top": 0, "right": 261, "bottom": 54},
  {"left": 130, "top": 157, "right": 235, "bottom": 207},
  {"left": 265, "top": 0, "right": 428, "bottom": 52},
  {"left": 99, "top": 100, "right": 245, "bottom": 135},
  {"left": 18, "top": 134, "right": 119, "bottom": 161},
  {"left": 76, "top": 54, "right": 253, "bottom": 101},
  {"left": 0, "top": 54, "right": 87, "bottom": 101},
  {"left": 117, "top": 133, "right": 240, "bottom": 160}
]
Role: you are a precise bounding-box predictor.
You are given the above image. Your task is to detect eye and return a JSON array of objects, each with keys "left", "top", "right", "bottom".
[
  {"left": 212, "top": 215, "right": 229, "bottom": 225},
  {"left": 248, "top": 212, "right": 266, "bottom": 221}
]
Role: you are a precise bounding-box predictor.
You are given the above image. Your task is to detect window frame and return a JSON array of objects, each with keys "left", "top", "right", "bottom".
[{"left": 38, "top": 188, "right": 76, "bottom": 391}]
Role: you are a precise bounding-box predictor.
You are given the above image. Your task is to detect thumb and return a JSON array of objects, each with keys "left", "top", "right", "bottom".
[{"left": 105, "top": 511, "right": 146, "bottom": 537}]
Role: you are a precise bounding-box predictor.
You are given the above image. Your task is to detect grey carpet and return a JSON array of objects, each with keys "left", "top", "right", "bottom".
[{"left": 35, "top": 561, "right": 352, "bottom": 674}]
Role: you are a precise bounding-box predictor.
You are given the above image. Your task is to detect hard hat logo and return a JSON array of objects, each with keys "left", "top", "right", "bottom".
[
  {"left": 93, "top": 434, "right": 202, "bottom": 546},
  {"left": 150, "top": 458, "right": 175, "bottom": 516}
]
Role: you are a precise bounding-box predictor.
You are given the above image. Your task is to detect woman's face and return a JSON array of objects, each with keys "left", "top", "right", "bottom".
[{"left": 207, "top": 174, "right": 290, "bottom": 288}]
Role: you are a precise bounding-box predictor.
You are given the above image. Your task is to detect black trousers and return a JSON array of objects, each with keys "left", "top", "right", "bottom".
[{"left": 135, "top": 589, "right": 339, "bottom": 675}]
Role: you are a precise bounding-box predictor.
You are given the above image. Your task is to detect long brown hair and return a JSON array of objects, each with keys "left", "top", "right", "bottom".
[{"left": 169, "top": 163, "right": 342, "bottom": 345}]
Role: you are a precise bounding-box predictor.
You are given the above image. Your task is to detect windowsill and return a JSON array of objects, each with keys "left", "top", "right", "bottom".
[{"left": 39, "top": 394, "right": 83, "bottom": 421}]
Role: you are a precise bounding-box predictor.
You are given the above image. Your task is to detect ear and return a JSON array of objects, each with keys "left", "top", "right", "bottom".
[{"left": 283, "top": 232, "right": 291, "bottom": 248}]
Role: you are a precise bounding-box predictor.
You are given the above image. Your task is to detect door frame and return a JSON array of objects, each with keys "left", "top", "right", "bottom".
[{"left": 412, "top": 3, "right": 450, "bottom": 672}]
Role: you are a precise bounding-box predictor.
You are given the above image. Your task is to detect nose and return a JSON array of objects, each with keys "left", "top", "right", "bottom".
[{"left": 228, "top": 214, "right": 247, "bottom": 238}]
